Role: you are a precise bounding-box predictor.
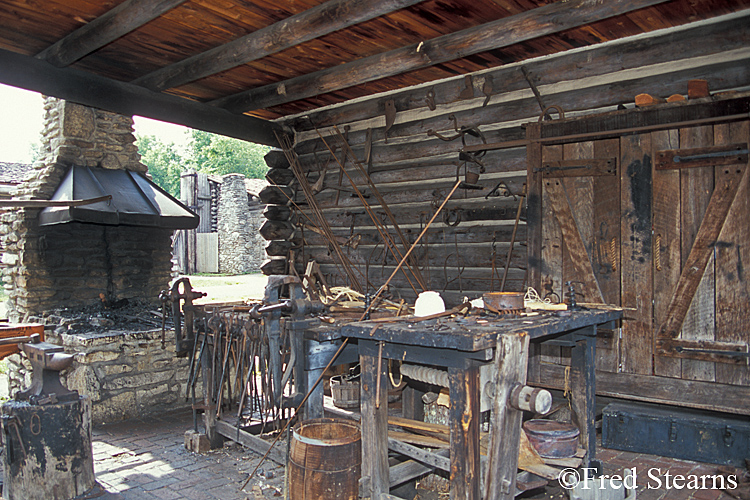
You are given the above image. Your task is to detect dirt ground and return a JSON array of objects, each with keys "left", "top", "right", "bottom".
[{"left": 179, "top": 273, "right": 269, "bottom": 304}]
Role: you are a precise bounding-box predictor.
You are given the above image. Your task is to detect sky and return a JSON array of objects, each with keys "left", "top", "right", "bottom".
[{"left": 0, "top": 83, "right": 191, "bottom": 164}]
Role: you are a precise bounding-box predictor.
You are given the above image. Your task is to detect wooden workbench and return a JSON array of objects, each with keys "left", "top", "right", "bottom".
[{"left": 341, "top": 308, "right": 622, "bottom": 500}]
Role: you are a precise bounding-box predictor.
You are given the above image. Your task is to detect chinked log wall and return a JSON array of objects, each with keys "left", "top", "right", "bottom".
[{"left": 261, "top": 11, "right": 750, "bottom": 310}]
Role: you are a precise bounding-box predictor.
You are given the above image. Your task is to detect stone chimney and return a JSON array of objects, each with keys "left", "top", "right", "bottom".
[{"left": 0, "top": 98, "right": 173, "bottom": 321}]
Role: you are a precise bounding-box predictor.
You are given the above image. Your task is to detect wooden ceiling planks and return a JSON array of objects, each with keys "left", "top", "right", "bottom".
[{"left": 0, "top": 0, "right": 748, "bottom": 135}]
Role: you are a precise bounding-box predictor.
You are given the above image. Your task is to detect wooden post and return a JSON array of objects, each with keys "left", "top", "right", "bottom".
[
  {"left": 570, "top": 330, "right": 597, "bottom": 469},
  {"left": 180, "top": 170, "right": 197, "bottom": 274},
  {"left": 526, "top": 123, "right": 543, "bottom": 385},
  {"left": 196, "top": 172, "right": 211, "bottom": 233},
  {"left": 449, "top": 361, "right": 481, "bottom": 500},
  {"left": 484, "top": 332, "right": 530, "bottom": 500},
  {"left": 360, "top": 340, "right": 389, "bottom": 499}
]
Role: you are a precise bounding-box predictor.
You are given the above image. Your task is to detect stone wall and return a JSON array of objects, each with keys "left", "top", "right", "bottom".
[
  {"left": 217, "top": 173, "right": 253, "bottom": 274},
  {"left": 0, "top": 98, "right": 185, "bottom": 423},
  {"left": 6, "top": 326, "right": 193, "bottom": 424},
  {"left": 0, "top": 97, "right": 171, "bottom": 321}
]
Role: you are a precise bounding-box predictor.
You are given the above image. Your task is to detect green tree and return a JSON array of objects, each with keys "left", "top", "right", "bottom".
[
  {"left": 188, "top": 130, "right": 270, "bottom": 179},
  {"left": 136, "top": 135, "right": 185, "bottom": 197}
]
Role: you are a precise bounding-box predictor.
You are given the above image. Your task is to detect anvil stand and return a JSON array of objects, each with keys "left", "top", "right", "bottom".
[{"left": 1, "top": 336, "right": 96, "bottom": 500}]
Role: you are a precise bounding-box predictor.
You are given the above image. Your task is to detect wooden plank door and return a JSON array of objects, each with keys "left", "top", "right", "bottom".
[
  {"left": 652, "top": 119, "right": 750, "bottom": 383},
  {"left": 534, "top": 138, "right": 622, "bottom": 373}
]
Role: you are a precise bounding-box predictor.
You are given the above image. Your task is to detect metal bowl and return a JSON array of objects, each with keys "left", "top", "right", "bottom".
[{"left": 482, "top": 292, "right": 524, "bottom": 311}]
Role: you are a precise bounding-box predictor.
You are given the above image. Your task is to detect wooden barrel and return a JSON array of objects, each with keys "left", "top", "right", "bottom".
[{"left": 289, "top": 418, "right": 361, "bottom": 500}]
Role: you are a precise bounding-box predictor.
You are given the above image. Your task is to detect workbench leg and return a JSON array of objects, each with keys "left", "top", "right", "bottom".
[
  {"left": 448, "top": 363, "right": 480, "bottom": 500},
  {"left": 305, "top": 368, "right": 324, "bottom": 419},
  {"left": 484, "top": 332, "right": 529, "bottom": 500},
  {"left": 361, "top": 350, "right": 389, "bottom": 499},
  {"left": 570, "top": 332, "right": 597, "bottom": 471}
]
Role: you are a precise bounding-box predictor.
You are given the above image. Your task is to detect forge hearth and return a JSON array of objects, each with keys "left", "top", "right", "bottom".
[
  {"left": 38, "top": 298, "right": 169, "bottom": 335},
  {"left": 2, "top": 297, "right": 194, "bottom": 423}
]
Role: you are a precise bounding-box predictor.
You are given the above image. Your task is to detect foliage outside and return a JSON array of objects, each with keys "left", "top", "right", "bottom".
[{"left": 136, "top": 129, "right": 270, "bottom": 197}]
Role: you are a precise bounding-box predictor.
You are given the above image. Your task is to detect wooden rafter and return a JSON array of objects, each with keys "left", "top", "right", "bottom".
[
  {"left": 132, "top": 0, "right": 427, "bottom": 91},
  {"left": 0, "top": 48, "right": 284, "bottom": 147},
  {"left": 36, "top": 0, "right": 188, "bottom": 67},
  {"left": 211, "top": 0, "right": 670, "bottom": 113}
]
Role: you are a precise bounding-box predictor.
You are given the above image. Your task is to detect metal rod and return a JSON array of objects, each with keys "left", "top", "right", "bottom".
[
  {"left": 369, "top": 179, "right": 463, "bottom": 304},
  {"left": 315, "top": 128, "right": 421, "bottom": 295},
  {"left": 501, "top": 183, "right": 526, "bottom": 292},
  {"left": 521, "top": 66, "right": 546, "bottom": 114},
  {"left": 463, "top": 112, "right": 750, "bottom": 152},
  {"left": 275, "top": 131, "right": 364, "bottom": 293},
  {"left": 0, "top": 194, "right": 112, "bottom": 208},
  {"left": 331, "top": 125, "right": 429, "bottom": 292}
]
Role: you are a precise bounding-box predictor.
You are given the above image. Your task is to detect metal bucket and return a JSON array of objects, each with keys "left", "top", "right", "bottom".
[
  {"left": 289, "top": 418, "right": 361, "bottom": 500},
  {"left": 523, "top": 419, "right": 580, "bottom": 458}
]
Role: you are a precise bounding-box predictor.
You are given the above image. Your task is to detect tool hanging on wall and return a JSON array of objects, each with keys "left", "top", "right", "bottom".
[
  {"left": 425, "top": 89, "right": 437, "bottom": 111},
  {"left": 459, "top": 75, "right": 474, "bottom": 99},
  {"left": 314, "top": 131, "right": 421, "bottom": 294},
  {"left": 275, "top": 131, "right": 364, "bottom": 293},
  {"left": 427, "top": 114, "right": 486, "bottom": 147},
  {"left": 319, "top": 126, "right": 429, "bottom": 293},
  {"left": 521, "top": 66, "right": 549, "bottom": 118},
  {"left": 485, "top": 180, "right": 516, "bottom": 200},
  {"left": 384, "top": 99, "right": 397, "bottom": 143},
  {"left": 482, "top": 74, "right": 494, "bottom": 107},
  {"left": 501, "top": 183, "right": 527, "bottom": 292}
]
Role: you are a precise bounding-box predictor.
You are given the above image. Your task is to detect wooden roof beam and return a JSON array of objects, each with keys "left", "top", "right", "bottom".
[
  {"left": 132, "top": 0, "right": 428, "bottom": 92},
  {"left": 0, "top": 48, "right": 285, "bottom": 147},
  {"left": 36, "top": 0, "right": 188, "bottom": 67},
  {"left": 212, "top": 0, "right": 670, "bottom": 113}
]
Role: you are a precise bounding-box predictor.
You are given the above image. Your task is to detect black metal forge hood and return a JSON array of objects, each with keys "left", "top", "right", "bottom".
[{"left": 39, "top": 165, "right": 199, "bottom": 229}]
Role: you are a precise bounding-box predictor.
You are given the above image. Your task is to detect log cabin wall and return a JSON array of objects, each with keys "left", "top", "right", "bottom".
[{"left": 264, "top": 12, "right": 750, "bottom": 413}]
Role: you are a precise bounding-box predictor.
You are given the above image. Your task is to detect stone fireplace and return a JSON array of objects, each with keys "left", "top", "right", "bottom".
[
  {"left": 0, "top": 97, "right": 189, "bottom": 321},
  {"left": 1, "top": 98, "right": 200, "bottom": 422}
]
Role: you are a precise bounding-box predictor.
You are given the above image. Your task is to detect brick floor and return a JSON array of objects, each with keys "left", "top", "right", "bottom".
[
  {"left": 525, "top": 437, "right": 745, "bottom": 500},
  {"left": 2, "top": 406, "right": 745, "bottom": 499},
  {"left": 90, "top": 409, "right": 285, "bottom": 499}
]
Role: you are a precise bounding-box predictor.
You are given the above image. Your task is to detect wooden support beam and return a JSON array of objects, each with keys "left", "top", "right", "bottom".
[
  {"left": 213, "top": 0, "right": 669, "bottom": 112},
  {"left": 536, "top": 364, "right": 750, "bottom": 416},
  {"left": 0, "top": 48, "right": 285, "bottom": 147},
  {"left": 545, "top": 179, "right": 605, "bottom": 304},
  {"left": 133, "top": 0, "right": 427, "bottom": 91},
  {"left": 387, "top": 438, "right": 451, "bottom": 473},
  {"left": 291, "top": 11, "right": 750, "bottom": 133},
  {"left": 215, "top": 420, "right": 286, "bottom": 466},
  {"left": 36, "top": 0, "right": 187, "bottom": 67}
]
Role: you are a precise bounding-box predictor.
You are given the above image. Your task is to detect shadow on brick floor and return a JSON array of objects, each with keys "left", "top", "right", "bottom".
[{"left": 90, "top": 408, "right": 284, "bottom": 500}]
